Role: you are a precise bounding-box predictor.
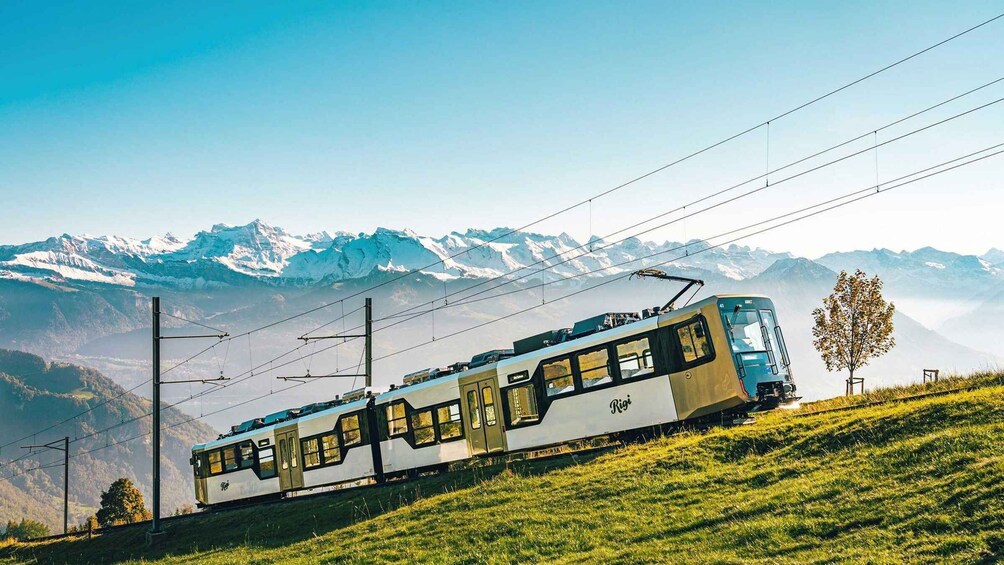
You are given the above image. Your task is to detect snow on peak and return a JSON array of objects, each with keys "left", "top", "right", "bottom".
[{"left": 0, "top": 222, "right": 803, "bottom": 288}]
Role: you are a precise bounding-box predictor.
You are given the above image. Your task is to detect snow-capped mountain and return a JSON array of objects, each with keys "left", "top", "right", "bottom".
[
  {"left": 816, "top": 246, "right": 1004, "bottom": 297},
  {"left": 0, "top": 220, "right": 792, "bottom": 288}
]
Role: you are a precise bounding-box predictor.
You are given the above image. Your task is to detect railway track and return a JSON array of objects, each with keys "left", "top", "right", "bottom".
[{"left": 26, "top": 442, "right": 617, "bottom": 544}]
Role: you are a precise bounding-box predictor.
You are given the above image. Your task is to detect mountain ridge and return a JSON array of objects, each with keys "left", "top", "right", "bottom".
[
  {"left": 3, "top": 220, "right": 999, "bottom": 292},
  {"left": 0, "top": 349, "right": 216, "bottom": 532},
  {"left": 0, "top": 220, "right": 793, "bottom": 288}
]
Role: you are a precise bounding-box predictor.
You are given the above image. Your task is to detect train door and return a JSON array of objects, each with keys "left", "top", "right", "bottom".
[
  {"left": 667, "top": 306, "right": 738, "bottom": 420},
  {"left": 461, "top": 376, "right": 506, "bottom": 455},
  {"left": 275, "top": 425, "right": 303, "bottom": 491}
]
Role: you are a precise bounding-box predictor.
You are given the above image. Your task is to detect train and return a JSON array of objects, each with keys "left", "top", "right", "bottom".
[{"left": 190, "top": 290, "right": 798, "bottom": 507}]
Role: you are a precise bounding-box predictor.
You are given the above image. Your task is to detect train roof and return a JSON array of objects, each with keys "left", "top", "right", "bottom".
[{"left": 194, "top": 395, "right": 370, "bottom": 451}]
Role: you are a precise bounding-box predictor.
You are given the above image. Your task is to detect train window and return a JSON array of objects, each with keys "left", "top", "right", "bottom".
[
  {"left": 677, "top": 319, "right": 712, "bottom": 364},
  {"left": 438, "top": 403, "right": 462, "bottom": 439},
  {"left": 322, "top": 434, "right": 340, "bottom": 463},
  {"left": 578, "top": 349, "right": 612, "bottom": 388},
  {"left": 239, "top": 442, "right": 254, "bottom": 469},
  {"left": 481, "top": 387, "right": 498, "bottom": 426},
  {"left": 728, "top": 310, "right": 766, "bottom": 352},
  {"left": 543, "top": 359, "right": 574, "bottom": 397},
  {"left": 467, "top": 390, "right": 482, "bottom": 429},
  {"left": 302, "top": 438, "right": 321, "bottom": 469},
  {"left": 193, "top": 454, "right": 204, "bottom": 478},
  {"left": 387, "top": 402, "right": 408, "bottom": 437},
  {"left": 341, "top": 415, "right": 362, "bottom": 446},
  {"left": 259, "top": 448, "right": 276, "bottom": 479},
  {"left": 411, "top": 410, "right": 436, "bottom": 446},
  {"left": 209, "top": 450, "right": 223, "bottom": 475},
  {"left": 507, "top": 384, "right": 539, "bottom": 425},
  {"left": 222, "top": 446, "right": 238, "bottom": 472},
  {"left": 617, "top": 338, "right": 654, "bottom": 379},
  {"left": 279, "top": 439, "right": 288, "bottom": 470}
]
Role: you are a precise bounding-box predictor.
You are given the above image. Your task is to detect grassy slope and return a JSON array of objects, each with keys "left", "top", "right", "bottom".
[{"left": 4, "top": 372, "right": 1004, "bottom": 564}]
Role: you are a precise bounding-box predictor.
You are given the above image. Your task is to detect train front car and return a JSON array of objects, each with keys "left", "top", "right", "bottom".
[
  {"left": 716, "top": 295, "right": 798, "bottom": 411},
  {"left": 656, "top": 294, "right": 798, "bottom": 423}
]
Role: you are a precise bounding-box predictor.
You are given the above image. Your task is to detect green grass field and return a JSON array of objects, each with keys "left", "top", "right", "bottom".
[{"left": 4, "top": 372, "right": 1004, "bottom": 564}]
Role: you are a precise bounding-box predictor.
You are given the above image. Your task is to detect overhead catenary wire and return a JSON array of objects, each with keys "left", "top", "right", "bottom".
[
  {"left": 356, "top": 84, "right": 1004, "bottom": 321},
  {"left": 159, "top": 311, "right": 228, "bottom": 335},
  {"left": 7, "top": 140, "right": 1001, "bottom": 483},
  {"left": 111, "top": 143, "right": 1004, "bottom": 439},
  {"left": 117, "top": 143, "right": 1004, "bottom": 443},
  {"left": 429, "top": 98, "right": 1004, "bottom": 310},
  {"left": 368, "top": 144, "right": 1004, "bottom": 363},
  {"left": 137, "top": 93, "right": 1004, "bottom": 430},
  {"left": 195, "top": 12, "right": 1004, "bottom": 344},
  {"left": 265, "top": 141, "right": 1004, "bottom": 371},
  {"left": 0, "top": 377, "right": 153, "bottom": 456}
]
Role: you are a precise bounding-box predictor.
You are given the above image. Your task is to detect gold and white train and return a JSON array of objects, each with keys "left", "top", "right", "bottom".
[{"left": 191, "top": 293, "right": 798, "bottom": 507}]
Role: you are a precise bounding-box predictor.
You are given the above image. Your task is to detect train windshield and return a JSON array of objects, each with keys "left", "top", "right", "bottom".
[{"left": 719, "top": 298, "right": 791, "bottom": 383}]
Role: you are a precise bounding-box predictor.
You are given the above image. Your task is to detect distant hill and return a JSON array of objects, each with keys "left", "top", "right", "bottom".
[
  {"left": 6, "top": 372, "right": 1003, "bottom": 562},
  {"left": 0, "top": 350, "right": 216, "bottom": 532}
]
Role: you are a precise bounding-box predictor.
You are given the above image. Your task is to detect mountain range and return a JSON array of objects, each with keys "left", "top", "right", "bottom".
[
  {"left": 0, "top": 219, "right": 1001, "bottom": 429},
  {"left": 0, "top": 219, "right": 796, "bottom": 288}
]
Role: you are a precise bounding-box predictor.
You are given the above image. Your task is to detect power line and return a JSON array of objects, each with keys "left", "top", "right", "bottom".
[
  {"left": 203, "top": 12, "right": 1004, "bottom": 343},
  {"left": 0, "top": 378, "right": 153, "bottom": 455},
  {"left": 2, "top": 295, "right": 369, "bottom": 457},
  {"left": 128, "top": 142, "right": 1004, "bottom": 435},
  {"left": 7, "top": 141, "right": 999, "bottom": 483},
  {"left": 146, "top": 142, "right": 1004, "bottom": 446},
  {"left": 151, "top": 124, "right": 1004, "bottom": 419},
  {"left": 11, "top": 89, "right": 999, "bottom": 463},
  {"left": 370, "top": 144, "right": 1004, "bottom": 362},
  {"left": 148, "top": 76, "right": 1004, "bottom": 417},
  {"left": 356, "top": 85, "right": 1004, "bottom": 323},
  {"left": 159, "top": 311, "right": 228, "bottom": 335}
]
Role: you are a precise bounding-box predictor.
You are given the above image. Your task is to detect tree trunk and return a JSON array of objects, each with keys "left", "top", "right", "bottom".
[{"left": 846, "top": 368, "right": 855, "bottom": 396}]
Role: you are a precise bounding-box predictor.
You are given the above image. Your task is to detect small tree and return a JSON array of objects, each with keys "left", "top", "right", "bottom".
[
  {"left": 173, "top": 504, "right": 194, "bottom": 516},
  {"left": 2, "top": 518, "right": 51, "bottom": 540},
  {"left": 84, "top": 514, "right": 99, "bottom": 536},
  {"left": 812, "top": 269, "right": 896, "bottom": 395},
  {"left": 96, "top": 478, "right": 150, "bottom": 527}
]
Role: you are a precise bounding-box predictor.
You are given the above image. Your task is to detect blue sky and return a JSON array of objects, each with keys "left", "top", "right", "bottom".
[{"left": 1, "top": 1, "right": 1001, "bottom": 256}]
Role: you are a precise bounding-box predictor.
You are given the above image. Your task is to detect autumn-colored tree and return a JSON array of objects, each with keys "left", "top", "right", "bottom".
[
  {"left": 84, "top": 514, "right": 99, "bottom": 536},
  {"left": 173, "top": 504, "right": 194, "bottom": 516},
  {"left": 96, "top": 478, "right": 151, "bottom": 526},
  {"left": 812, "top": 269, "right": 896, "bottom": 395}
]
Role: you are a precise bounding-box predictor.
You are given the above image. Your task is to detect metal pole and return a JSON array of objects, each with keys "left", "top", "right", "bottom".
[
  {"left": 365, "top": 297, "right": 372, "bottom": 388},
  {"left": 62, "top": 436, "right": 68, "bottom": 535},
  {"left": 150, "top": 296, "right": 162, "bottom": 535},
  {"left": 20, "top": 439, "right": 70, "bottom": 534}
]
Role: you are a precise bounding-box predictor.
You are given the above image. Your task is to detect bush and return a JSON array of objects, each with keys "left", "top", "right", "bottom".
[{"left": 3, "top": 518, "right": 51, "bottom": 541}]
